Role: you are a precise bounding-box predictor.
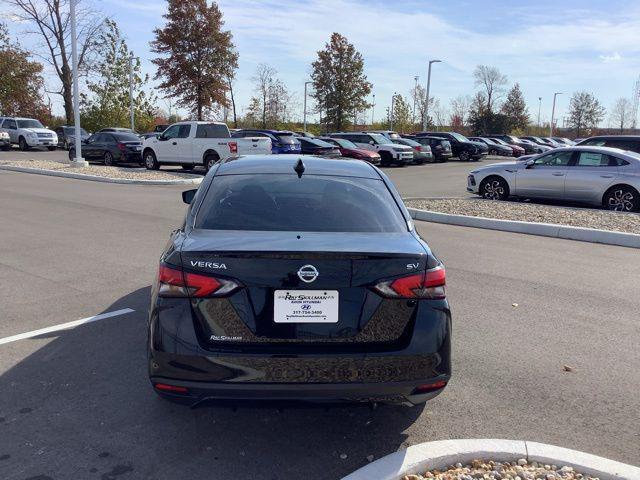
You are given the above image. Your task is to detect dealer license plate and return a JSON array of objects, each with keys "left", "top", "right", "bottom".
[{"left": 273, "top": 290, "right": 339, "bottom": 323}]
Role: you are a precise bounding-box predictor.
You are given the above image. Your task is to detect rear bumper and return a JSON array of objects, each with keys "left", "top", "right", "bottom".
[{"left": 148, "top": 298, "right": 452, "bottom": 406}]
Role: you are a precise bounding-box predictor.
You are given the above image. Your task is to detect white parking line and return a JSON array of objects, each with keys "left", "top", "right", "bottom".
[{"left": 0, "top": 308, "right": 135, "bottom": 346}]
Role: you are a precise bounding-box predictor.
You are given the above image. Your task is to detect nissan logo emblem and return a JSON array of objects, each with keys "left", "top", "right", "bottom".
[{"left": 297, "top": 264, "right": 319, "bottom": 283}]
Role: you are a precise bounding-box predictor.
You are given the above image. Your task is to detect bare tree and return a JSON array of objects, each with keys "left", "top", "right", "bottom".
[
  {"left": 252, "top": 63, "right": 277, "bottom": 128},
  {"left": 610, "top": 97, "right": 633, "bottom": 133},
  {"left": 7, "top": 0, "right": 104, "bottom": 123},
  {"left": 449, "top": 95, "right": 471, "bottom": 127},
  {"left": 473, "top": 65, "right": 507, "bottom": 113}
]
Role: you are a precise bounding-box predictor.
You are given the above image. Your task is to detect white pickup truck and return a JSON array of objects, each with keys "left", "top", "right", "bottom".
[{"left": 142, "top": 121, "right": 272, "bottom": 171}]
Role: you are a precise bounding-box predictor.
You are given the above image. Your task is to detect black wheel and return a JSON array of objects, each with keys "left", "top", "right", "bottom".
[
  {"left": 144, "top": 150, "right": 159, "bottom": 170},
  {"left": 204, "top": 154, "right": 219, "bottom": 172},
  {"left": 458, "top": 150, "right": 470, "bottom": 161},
  {"left": 181, "top": 165, "right": 195, "bottom": 171},
  {"left": 603, "top": 186, "right": 639, "bottom": 212},
  {"left": 489, "top": 149, "right": 497, "bottom": 156},
  {"left": 379, "top": 151, "right": 392, "bottom": 167},
  {"left": 68, "top": 149, "right": 74, "bottom": 162},
  {"left": 104, "top": 151, "right": 116, "bottom": 166},
  {"left": 480, "top": 176, "right": 509, "bottom": 200},
  {"left": 18, "top": 136, "right": 29, "bottom": 151}
]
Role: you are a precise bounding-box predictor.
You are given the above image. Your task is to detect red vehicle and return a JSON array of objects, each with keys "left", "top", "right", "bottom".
[{"left": 320, "top": 137, "right": 381, "bottom": 165}]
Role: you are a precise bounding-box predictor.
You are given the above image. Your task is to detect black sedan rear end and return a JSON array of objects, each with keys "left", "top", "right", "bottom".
[{"left": 148, "top": 156, "right": 451, "bottom": 407}]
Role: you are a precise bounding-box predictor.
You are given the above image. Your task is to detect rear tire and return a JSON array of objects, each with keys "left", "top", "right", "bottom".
[
  {"left": 204, "top": 153, "right": 219, "bottom": 172},
  {"left": 603, "top": 185, "right": 639, "bottom": 212},
  {"left": 18, "top": 136, "right": 29, "bottom": 151},
  {"left": 458, "top": 150, "right": 470, "bottom": 161},
  {"left": 379, "top": 151, "right": 392, "bottom": 167},
  {"left": 144, "top": 150, "right": 159, "bottom": 170},
  {"left": 104, "top": 151, "right": 116, "bottom": 166},
  {"left": 480, "top": 176, "right": 509, "bottom": 200}
]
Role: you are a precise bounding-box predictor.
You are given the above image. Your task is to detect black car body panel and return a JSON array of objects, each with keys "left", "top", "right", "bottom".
[
  {"left": 404, "top": 135, "right": 452, "bottom": 162},
  {"left": 70, "top": 132, "right": 143, "bottom": 164},
  {"left": 415, "top": 132, "right": 487, "bottom": 160},
  {"left": 148, "top": 156, "right": 451, "bottom": 406}
]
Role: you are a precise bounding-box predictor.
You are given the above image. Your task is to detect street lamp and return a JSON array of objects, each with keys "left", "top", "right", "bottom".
[
  {"left": 303, "top": 81, "right": 312, "bottom": 132},
  {"left": 129, "top": 53, "right": 136, "bottom": 131},
  {"left": 412, "top": 76, "right": 419, "bottom": 124},
  {"left": 423, "top": 59, "right": 442, "bottom": 131},
  {"left": 550, "top": 92, "right": 563, "bottom": 137},
  {"left": 69, "top": 0, "right": 87, "bottom": 166},
  {"left": 537, "top": 97, "right": 542, "bottom": 129},
  {"left": 371, "top": 94, "right": 376, "bottom": 125},
  {"left": 390, "top": 92, "right": 397, "bottom": 130}
]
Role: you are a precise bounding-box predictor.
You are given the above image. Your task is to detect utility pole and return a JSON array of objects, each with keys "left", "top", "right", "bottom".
[
  {"left": 412, "top": 76, "right": 419, "bottom": 125},
  {"left": 303, "top": 81, "right": 312, "bottom": 132},
  {"left": 69, "top": 0, "right": 87, "bottom": 166},
  {"left": 129, "top": 54, "right": 135, "bottom": 131},
  {"left": 423, "top": 59, "right": 442, "bottom": 131},
  {"left": 371, "top": 94, "right": 376, "bottom": 126},
  {"left": 550, "top": 92, "right": 562, "bottom": 137}
]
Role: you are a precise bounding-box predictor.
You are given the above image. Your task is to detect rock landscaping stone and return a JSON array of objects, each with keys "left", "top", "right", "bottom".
[
  {"left": 406, "top": 198, "right": 640, "bottom": 234},
  {"left": 400, "top": 460, "right": 600, "bottom": 480}
]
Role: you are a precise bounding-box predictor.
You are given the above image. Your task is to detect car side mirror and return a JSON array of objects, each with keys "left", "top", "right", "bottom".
[
  {"left": 182, "top": 189, "right": 197, "bottom": 205},
  {"left": 525, "top": 159, "right": 535, "bottom": 169},
  {"left": 369, "top": 140, "right": 374, "bottom": 145},
  {"left": 158, "top": 134, "right": 167, "bottom": 141}
]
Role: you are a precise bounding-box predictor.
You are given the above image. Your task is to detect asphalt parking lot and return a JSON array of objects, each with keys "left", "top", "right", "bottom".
[{"left": 1, "top": 169, "right": 638, "bottom": 479}]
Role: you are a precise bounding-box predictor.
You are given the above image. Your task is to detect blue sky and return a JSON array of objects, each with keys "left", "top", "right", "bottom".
[{"left": 4, "top": 0, "right": 640, "bottom": 125}]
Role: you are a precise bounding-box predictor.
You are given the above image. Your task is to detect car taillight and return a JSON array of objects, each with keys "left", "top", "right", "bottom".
[
  {"left": 414, "top": 146, "right": 422, "bottom": 152},
  {"left": 229, "top": 141, "right": 238, "bottom": 154},
  {"left": 372, "top": 265, "right": 446, "bottom": 299},
  {"left": 117, "top": 142, "right": 126, "bottom": 152},
  {"left": 157, "top": 263, "right": 241, "bottom": 298}
]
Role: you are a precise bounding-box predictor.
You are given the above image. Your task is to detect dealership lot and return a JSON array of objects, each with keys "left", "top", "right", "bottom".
[{"left": 1, "top": 170, "right": 639, "bottom": 479}]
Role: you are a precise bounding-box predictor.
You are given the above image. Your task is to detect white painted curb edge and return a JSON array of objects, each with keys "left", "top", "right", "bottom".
[
  {"left": 408, "top": 208, "right": 640, "bottom": 249},
  {"left": 0, "top": 165, "right": 203, "bottom": 185},
  {"left": 342, "top": 439, "right": 640, "bottom": 480}
]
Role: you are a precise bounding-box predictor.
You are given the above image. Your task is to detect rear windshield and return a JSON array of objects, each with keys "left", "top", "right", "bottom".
[
  {"left": 113, "top": 133, "right": 141, "bottom": 142},
  {"left": 274, "top": 132, "right": 298, "bottom": 144},
  {"left": 196, "top": 174, "right": 407, "bottom": 233},
  {"left": 196, "top": 123, "right": 230, "bottom": 138}
]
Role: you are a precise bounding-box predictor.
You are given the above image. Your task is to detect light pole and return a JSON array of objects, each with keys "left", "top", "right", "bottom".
[
  {"left": 412, "top": 76, "right": 419, "bottom": 124},
  {"left": 423, "top": 59, "right": 442, "bottom": 131},
  {"left": 371, "top": 94, "right": 376, "bottom": 125},
  {"left": 550, "top": 92, "right": 562, "bottom": 137},
  {"left": 69, "top": 0, "right": 87, "bottom": 166},
  {"left": 390, "top": 92, "right": 397, "bottom": 130},
  {"left": 129, "top": 54, "right": 135, "bottom": 131},
  {"left": 303, "top": 81, "right": 312, "bottom": 132},
  {"left": 537, "top": 97, "right": 542, "bottom": 129}
]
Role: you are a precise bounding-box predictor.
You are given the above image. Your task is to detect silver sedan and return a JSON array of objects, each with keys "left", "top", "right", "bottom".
[{"left": 467, "top": 146, "right": 640, "bottom": 211}]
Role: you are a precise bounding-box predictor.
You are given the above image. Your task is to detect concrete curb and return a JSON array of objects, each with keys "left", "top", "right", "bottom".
[
  {"left": 408, "top": 208, "right": 640, "bottom": 249},
  {"left": 0, "top": 165, "right": 203, "bottom": 185},
  {"left": 342, "top": 439, "right": 640, "bottom": 480}
]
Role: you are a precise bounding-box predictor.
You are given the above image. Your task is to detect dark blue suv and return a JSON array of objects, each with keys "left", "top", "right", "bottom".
[{"left": 233, "top": 129, "right": 301, "bottom": 154}]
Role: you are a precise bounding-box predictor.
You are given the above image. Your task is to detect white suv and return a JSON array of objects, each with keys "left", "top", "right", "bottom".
[
  {"left": 0, "top": 117, "right": 58, "bottom": 151},
  {"left": 329, "top": 132, "right": 413, "bottom": 166}
]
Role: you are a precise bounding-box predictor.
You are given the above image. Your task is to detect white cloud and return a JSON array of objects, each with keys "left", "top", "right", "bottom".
[{"left": 600, "top": 52, "right": 622, "bottom": 62}]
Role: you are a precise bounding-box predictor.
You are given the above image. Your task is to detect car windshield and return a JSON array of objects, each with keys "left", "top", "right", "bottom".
[
  {"left": 303, "top": 138, "right": 334, "bottom": 148},
  {"left": 17, "top": 119, "right": 44, "bottom": 129},
  {"left": 449, "top": 132, "right": 469, "bottom": 142},
  {"left": 196, "top": 174, "right": 407, "bottom": 233},
  {"left": 397, "top": 138, "right": 420, "bottom": 147},
  {"left": 64, "top": 127, "right": 89, "bottom": 135},
  {"left": 370, "top": 133, "right": 391, "bottom": 145},
  {"left": 113, "top": 133, "right": 141, "bottom": 142},
  {"left": 328, "top": 138, "right": 356, "bottom": 149},
  {"left": 492, "top": 138, "right": 508, "bottom": 145}
]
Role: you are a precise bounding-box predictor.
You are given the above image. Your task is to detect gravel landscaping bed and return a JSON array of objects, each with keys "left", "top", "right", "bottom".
[
  {"left": 0, "top": 159, "right": 202, "bottom": 181},
  {"left": 402, "top": 459, "right": 595, "bottom": 480},
  {"left": 406, "top": 198, "right": 640, "bottom": 234}
]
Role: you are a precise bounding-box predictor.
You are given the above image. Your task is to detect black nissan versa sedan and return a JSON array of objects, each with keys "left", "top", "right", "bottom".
[{"left": 148, "top": 155, "right": 451, "bottom": 407}]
